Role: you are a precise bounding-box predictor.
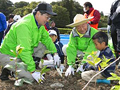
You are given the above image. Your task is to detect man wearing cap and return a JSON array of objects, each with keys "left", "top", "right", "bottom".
[
  {"left": 65, "top": 14, "right": 98, "bottom": 76},
  {"left": 0, "top": 3, "right": 60, "bottom": 84}
]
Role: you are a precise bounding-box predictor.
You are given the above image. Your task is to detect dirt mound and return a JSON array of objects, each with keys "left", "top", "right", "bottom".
[{"left": 0, "top": 67, "right": 119, "bottom": 90}]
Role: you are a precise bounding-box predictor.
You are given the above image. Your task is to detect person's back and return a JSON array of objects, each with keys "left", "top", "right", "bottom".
[
  {"left": 0, "top": 12, "right": 7, "bottom": 45},
  {"left": 108, "top": 0, "right": 120, "bottom": 29},
  {"left": 107, "top": 0, "right": 120, "bottom": 65}
]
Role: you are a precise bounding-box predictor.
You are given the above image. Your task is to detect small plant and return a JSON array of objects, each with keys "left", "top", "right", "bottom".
[
  {"left": 5, "top": 45, "right": 24, "bottom": 81},
  {"left": 36, "top": 59, "right": 50, "bottom": 83},
  {"left": 107, "top": 73, "right": 120, "bottom": 90},
  {"left": 84, "top": 51, "right": 111, "bottom": 71}
]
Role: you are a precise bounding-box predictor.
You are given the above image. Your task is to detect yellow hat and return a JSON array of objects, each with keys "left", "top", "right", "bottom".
[{"left": 66, "top": 14, "right": 93, "bottom": 27}]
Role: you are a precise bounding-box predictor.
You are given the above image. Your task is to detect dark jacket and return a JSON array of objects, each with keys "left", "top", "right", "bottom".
[
  {"left": 99, "top": 47, "right": 116, "bottom": 78},
  {"left": 54, "top": 39, "right": 64, "bottom": 64},
  {"left": 4, "top": 21, "right": 16, "bottom": 36},
  {"left": 108, "top": 0, "right": 120, "bottom": 29}
]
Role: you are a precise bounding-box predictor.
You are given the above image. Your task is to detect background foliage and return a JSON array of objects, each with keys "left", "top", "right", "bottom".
[{"left": 0, "top": 0, "right": 108, "bottom": 28}]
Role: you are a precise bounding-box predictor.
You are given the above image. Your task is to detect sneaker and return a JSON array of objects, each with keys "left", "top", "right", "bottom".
[{"left": 0, "top": 68, "right": 10, "bottom": 81}]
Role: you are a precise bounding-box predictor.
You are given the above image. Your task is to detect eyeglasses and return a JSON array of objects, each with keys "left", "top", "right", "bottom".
[{"left": 43, "top": 14, "right": 51, "bottom": 21}]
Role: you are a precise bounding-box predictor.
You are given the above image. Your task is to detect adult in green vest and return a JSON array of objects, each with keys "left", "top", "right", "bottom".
[
  {"left": 65, "top": 14, "right": 98, "bottom": 76},
  {"left": 0, "top": 3, "right": 60, "bottom": 83}
]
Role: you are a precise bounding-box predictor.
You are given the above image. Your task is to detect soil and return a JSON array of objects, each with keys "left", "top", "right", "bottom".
[{"left": 0, "top": 66, "right": 120, "bottom": 90}]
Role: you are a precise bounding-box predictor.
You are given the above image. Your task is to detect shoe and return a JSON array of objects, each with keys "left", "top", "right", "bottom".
[{"left": 0, "top": 68, "right": 10, "bottom": 81}]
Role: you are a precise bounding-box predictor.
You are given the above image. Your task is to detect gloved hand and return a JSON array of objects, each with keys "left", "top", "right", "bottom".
[
  {"left": 107, "top": 25, "right": 111, "bottom": 34},
  {"left": 65, "top": 65, "right": 74, "bottom": 76},
  {"left": 46, "top": 54, "right": 53, "bottom": 60},
  {"left": 32, "top": 71, "right": 44, "bottom": 83},
  {"left": 53, "top": 54, "right": 60, "bottom": 66},
  {"left": 76, "top": 65, "right": 85, "bottom": 72},
  {"left": 116, "top": 6, "right": 120, "bottom": 13}
]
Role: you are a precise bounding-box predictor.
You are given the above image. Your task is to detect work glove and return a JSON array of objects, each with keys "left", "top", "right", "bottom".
[
  {"left": 76, "top": 65, "right": 85, "bottom": 72},
  {"left": 32, "top": 71, "right": 44, "bottom": 83},
  {"left": 107, "top": 25, "right": 111, "bottom": 34},
  {"left": 46, "top": 54, "right": 53, "bottom": 60},
  {"left": 116, "top": 6, "right": 120, "bottom": 13},
  {"left": 53, "top": 54, "right": 60, "bottom": 66},
  {"left": 65, "top": 65, "right": 74, "bottom": 76}
]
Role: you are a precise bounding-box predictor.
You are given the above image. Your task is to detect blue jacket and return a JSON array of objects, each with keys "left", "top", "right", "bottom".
[{"left": 0, "top": 12, "right": 7, "bottom": 32}]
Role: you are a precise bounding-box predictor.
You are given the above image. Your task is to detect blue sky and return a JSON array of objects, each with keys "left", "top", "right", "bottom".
[{"left": 10, "top": 0, "right": 114, "bottom": 15}]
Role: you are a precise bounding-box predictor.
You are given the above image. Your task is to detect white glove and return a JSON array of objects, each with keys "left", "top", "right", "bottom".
[
  {"left": 39, "top": 60, "right": 54, "bottom": 68},
  {"left": 116, "top": 6, "right": 120, "bottom": 13},
  {"left": 46, "top": 54, "right": 53, "bottom": 60},
  {"left": 32, "top": 71, "right": 44, "bottom": 83},
  {"left": 53, "top": 54, "right": 60, "bottom": 66},
  {"left": 76, "top": 65, "right": 85, "bottom": 72},
  {"left": 65, "top": 65, "right": 74, "bottom": 76},
  {"left": 107, "top": 25, "right": 111, "bottom": 34}
]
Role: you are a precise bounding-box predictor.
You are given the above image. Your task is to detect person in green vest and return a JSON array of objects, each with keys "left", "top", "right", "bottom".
[
  {"left": 0, "top": 3, "right": 60, "bottom": 84},
  {"left": 64, "top": 14, "right": 98, "bottom": 76}
]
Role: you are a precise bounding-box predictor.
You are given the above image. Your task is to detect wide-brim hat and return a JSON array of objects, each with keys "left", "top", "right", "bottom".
[{"left": 66, "top": 14, "right": 93, "bottom": 27}]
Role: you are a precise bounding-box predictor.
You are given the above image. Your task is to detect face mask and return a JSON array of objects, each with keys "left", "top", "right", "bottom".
[{"left": 83, "top": 8, "right": 87, "bottom": 12}]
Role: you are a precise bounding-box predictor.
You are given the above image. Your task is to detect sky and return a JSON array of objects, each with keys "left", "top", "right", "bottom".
[{"left": 10, "top": 0, "right": 114, "bottom": 15}]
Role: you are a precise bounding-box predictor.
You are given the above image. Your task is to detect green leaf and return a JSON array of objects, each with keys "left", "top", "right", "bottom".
[
  {"left": 94, "top": 58, "right": 101, "bottom": 64},
  {"left": 111, "top": 85, "right": 120, "bottom": 90},
  {"left": 17, "top": 62, "right": 27, "bottom": 71},
  {"left": 4, "top": 64, "right": 14, "bottom": 69},
  {"left": 40, "top": 66, "right": 50, "bottom": 74},
  {"left": 85, "top": 60, "right": 95, "bottom": 66},
  {"left": 16, "top": 70, "right": 22, "bottom": 73},
  {"left": 41, "top": 59, "right": 44, "bottom": 64},
  {"left": 23, "top": 78, "right": 32, "bottom": 85},
  {"left": 10, "top": 50, "right": 17, "bottom": 56},
  {"left": 44, "top": 50, "right": 54, "bottom": 54},
  {"left": 10, "top": 57, "right": 17, "bottom": 61},
  {"left": 16, "top": 45, "right": 21, "bottom": 52},
  {"left": 14, "top": 79, "right": 24, "bottom": 86},
  {"left": 18, "top": 47, "right": 24, "bottom": 54}
]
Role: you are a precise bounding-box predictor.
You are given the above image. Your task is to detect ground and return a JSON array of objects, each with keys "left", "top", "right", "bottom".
[{"left": 0, "top": 66, "right": 120, "bottom": 90}]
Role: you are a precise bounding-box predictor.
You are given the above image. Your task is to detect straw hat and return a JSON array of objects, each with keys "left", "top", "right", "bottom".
[{"left": 66, "top": 14, "right": 93, "bottom": 27}]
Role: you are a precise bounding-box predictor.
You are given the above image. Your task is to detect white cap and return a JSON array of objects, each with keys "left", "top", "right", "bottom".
[
  {"left": 48, "top": 30, "right": 57, "bottom": 36},
  {"left": 13, "top": 15, "right": 21, "bottom": 21}
]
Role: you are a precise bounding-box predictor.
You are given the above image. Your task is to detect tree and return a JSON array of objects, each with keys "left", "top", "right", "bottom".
[
  {"left": 14, "top": 1, "right": 29, "bottom": 8},
  {"left": 51, "top": 5, "right": 70, "bottom": 27},
  {"left": 13, "top": 2, "right": 40, "bottom": 16},
  {"left": 0, "top": 0, "right": 14, "bottom": 18},
  {"left": 98, "top": 16, "right": 108, "bottom": 28}
]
